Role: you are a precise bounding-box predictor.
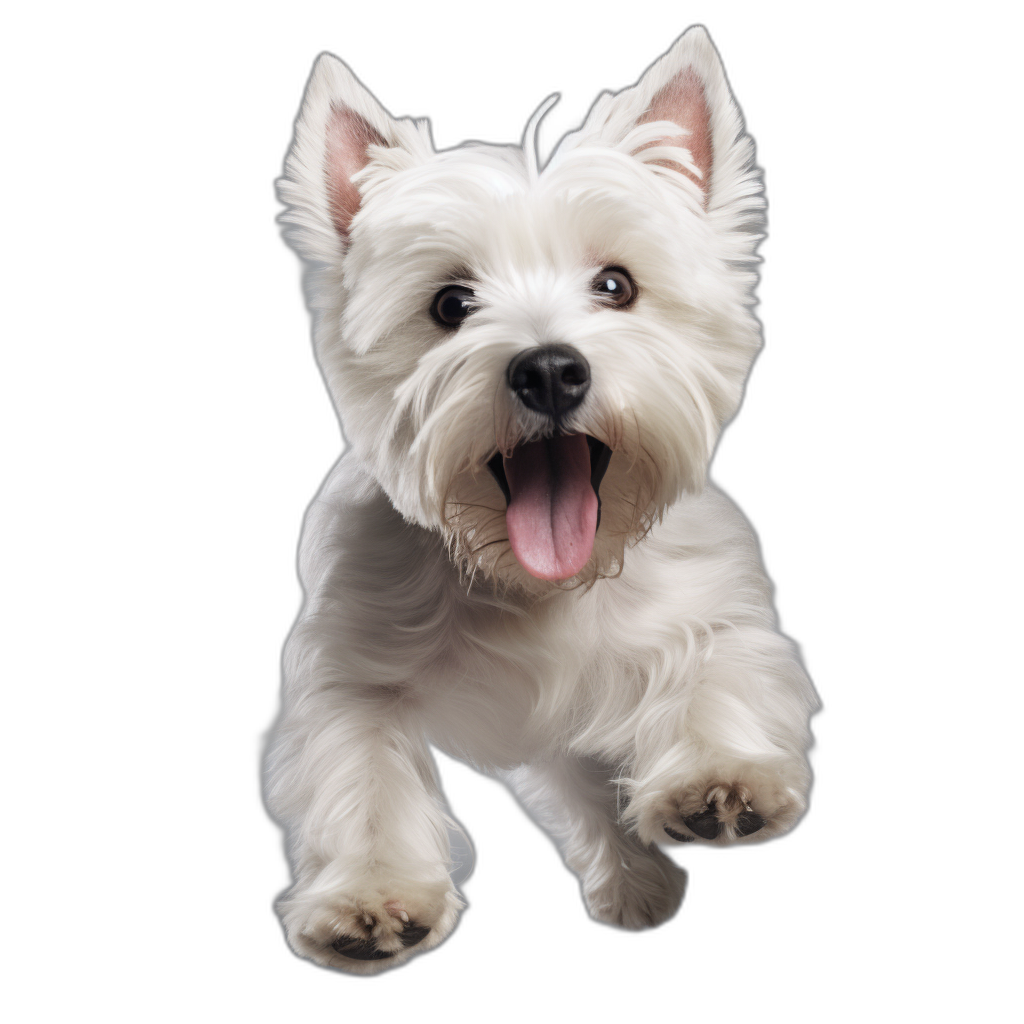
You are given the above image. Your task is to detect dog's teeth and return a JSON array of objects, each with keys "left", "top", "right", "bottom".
[{"left": 399, "top": 910, "right": 409, "bottom": 923}]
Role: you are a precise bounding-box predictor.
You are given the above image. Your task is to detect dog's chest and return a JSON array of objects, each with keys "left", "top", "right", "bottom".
[{"left": 417, "top": 574, "right": 700, "bottom": 765}]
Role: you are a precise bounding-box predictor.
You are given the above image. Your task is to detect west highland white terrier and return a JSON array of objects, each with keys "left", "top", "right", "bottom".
[{"left": 266, "top": 25, "right": 817, "bottom": 972}]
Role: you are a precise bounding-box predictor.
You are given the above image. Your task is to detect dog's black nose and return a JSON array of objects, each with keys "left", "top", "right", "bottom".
[{"left": 507, "top": 344, "right": 590, "bottom": 420}]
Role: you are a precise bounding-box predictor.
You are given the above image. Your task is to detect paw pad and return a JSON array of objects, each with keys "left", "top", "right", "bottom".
[
  {"left": 331, "top": 920, "right": 431, "bottom": 961},
  {"left": 734, "top": 810, "right": 766, "bottom": 837},
  {"left": 665, "top": 795, "right": 768, "bottom": 842},
  {"left": 682, "top": 803, "right": 723, "bottom": 840},
  {"left": 663, "top": 825, "right": 696, "bottom": 843}
]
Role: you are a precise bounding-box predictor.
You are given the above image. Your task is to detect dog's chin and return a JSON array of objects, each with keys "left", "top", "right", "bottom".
[{"left": 484, "top": 434, "right": 611, "bottom": 583}]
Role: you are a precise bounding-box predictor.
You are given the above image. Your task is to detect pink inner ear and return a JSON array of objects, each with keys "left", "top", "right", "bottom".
[
  {"left": 638, "top": 68, "right": 713, "bottom": 203},
  {"left": 325, "top": 106, "right": 386, "bottom": 238}
]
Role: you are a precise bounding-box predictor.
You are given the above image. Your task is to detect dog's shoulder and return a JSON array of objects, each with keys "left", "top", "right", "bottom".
[
  {"left": 647, "top": 485, "right": 758, "bottom": 561},
  {"left": 598, "top": 486, "right": 769, "bottom": 624},
  {"left": 296, "top": 453, "right": 447, "bottom": 598}
]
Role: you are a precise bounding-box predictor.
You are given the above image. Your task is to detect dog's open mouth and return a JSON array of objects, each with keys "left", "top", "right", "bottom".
[{"left": 487, "top": 436, "right": 611, "bottom": 581}]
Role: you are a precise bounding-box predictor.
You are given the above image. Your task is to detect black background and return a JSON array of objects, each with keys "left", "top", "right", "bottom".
[{"left": 180, "top": 14, "right": 933, "bottom": 1007}]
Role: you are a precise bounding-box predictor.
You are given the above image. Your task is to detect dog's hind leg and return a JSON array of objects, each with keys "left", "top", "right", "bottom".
[{"left": 503, "top": 755, "right": 686, "bottom": 929}]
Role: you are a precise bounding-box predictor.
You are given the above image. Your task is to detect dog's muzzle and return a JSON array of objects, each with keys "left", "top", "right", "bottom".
[{"left": 484, "top": 344, "right": 611, "bottom": 580}]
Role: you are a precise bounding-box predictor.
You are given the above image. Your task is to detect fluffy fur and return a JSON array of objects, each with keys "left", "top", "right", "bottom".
[{"left": 266, "top": 26, "right": 817, "bottom": 973}]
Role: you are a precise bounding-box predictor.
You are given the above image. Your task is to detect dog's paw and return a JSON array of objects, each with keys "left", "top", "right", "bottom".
[
  {"left": 654, "top": 770, "right": 806, "bottom": 845},
  {"left": 280, "top": 875, "right": 462, "bottom": 973},
  {"left": 583, "top": 844, "right": 687, "bottom": 930},
  {"left": 326, "top": 902, "right": 433, "bottom": 965}
]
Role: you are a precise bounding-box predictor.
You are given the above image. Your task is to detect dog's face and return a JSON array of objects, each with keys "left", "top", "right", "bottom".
[{"left": 280, "top": 28, "right": 763, "bottom": 590}]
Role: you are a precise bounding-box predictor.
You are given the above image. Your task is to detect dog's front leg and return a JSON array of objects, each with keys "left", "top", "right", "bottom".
[
  {"left": 505, "top": 755, "right": 686, "bottom": 928},
  {"left": 627, "top": 624, "right": 816, "bottom": 846},
  {"left": 268, "top": 686, "right": 461, "bottom": 973}
]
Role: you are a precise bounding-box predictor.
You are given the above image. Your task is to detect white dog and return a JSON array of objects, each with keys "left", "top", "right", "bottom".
[{"left": 266, "top": 25, "right": 817, "bottom": 972}]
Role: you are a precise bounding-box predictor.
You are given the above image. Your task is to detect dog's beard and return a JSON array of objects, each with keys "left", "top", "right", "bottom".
[{"left": 436, "top": 401, "right": 682, "bottom": 591}]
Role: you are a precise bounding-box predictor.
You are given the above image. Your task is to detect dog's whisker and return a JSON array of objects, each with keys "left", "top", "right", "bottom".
[{"left": 445, "top": 502, "right": 505, "bottom": 516}]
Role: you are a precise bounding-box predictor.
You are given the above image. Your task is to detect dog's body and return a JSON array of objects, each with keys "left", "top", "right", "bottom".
[{"left": 267, "top": 27, "right": 817, "bottom": 972}]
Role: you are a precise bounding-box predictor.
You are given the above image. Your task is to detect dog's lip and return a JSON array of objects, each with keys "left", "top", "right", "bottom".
[{"left": 486, "top": 435, "right": 612, "bottom": 528}]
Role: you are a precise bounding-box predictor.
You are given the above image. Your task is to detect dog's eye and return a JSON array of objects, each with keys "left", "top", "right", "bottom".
[
  {"left": 430, "top": 286, "right": 475, "bottom": 328},
  {"left": 591, "top": 267, "right": 636, "bottom": 308}
]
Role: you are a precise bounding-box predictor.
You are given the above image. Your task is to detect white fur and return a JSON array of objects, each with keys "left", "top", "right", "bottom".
[{"left": 266, "top": 26, "right": 817, "bottom": 973}]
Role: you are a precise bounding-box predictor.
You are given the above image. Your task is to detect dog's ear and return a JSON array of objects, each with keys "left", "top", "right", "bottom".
[
  {"left": 558, "top": 27, "right": 757, "bottom": 215},
  {"left": 278, "top": 53, "right": 426, "bottom": 260}
]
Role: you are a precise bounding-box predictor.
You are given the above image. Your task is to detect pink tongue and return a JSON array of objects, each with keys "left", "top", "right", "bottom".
[{"left": 504, "top": 434, "right": 598, "bottom": 581}]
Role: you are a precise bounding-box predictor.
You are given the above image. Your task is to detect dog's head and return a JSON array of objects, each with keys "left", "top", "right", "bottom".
[{"left": 279, "top": 27, "right": 763, "bottom": 590}]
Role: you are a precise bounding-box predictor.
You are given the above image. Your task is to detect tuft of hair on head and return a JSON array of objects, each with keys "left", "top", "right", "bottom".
[{"left": 522, "top": 92, "right": 561, "bottom": 181}]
